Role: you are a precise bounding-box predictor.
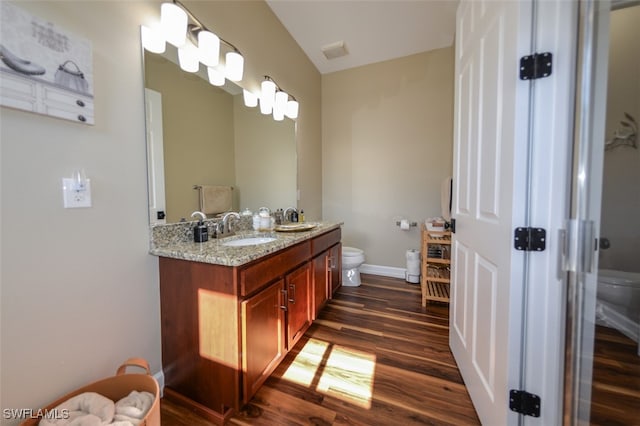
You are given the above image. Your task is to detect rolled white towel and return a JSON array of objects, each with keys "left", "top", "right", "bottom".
[
  {"left": 39, "top": 392, "right": 114, "bottom": 426},
  {"left": 113, "top": 391, "right": 154, "bottom": 425}
]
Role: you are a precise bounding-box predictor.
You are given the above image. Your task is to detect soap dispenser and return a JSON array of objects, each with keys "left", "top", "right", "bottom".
[{"left": 191, "top": 211, "right": 208, "bottom": 243}]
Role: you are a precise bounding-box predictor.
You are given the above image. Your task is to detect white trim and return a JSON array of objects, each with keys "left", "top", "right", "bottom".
[
  {"left": 153, "top": 370, "right": 165, "bottom": 397},
  {"left": 359, "top": 264, "right": 406, "bottom": 279}
]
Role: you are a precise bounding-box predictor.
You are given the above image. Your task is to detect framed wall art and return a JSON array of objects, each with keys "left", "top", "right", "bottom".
[{"left": 0, "top": 1, "right": 94, "bottom": 125}]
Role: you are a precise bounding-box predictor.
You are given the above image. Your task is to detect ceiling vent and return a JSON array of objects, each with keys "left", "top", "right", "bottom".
[{"left": 321, "top": 41, "right": 348, "bottom": 60}]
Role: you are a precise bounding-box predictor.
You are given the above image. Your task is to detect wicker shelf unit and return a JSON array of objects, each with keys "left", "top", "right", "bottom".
[{"left": 420, "top": 225, "right": 452, "bottom": 307}]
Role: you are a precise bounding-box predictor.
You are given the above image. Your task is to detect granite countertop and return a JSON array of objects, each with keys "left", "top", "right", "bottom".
[{"left": 149, "top": 221, "right": 342, "bottom": 267}]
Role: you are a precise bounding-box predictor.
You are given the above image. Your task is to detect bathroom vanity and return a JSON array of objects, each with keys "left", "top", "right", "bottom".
[{"left": 150, "top": 222, "right": 342, "bottom": 424}]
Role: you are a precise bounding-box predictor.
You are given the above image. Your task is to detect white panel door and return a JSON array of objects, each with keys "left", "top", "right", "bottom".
[
  {"left": 450, "top": 1, "right": 532, "bottom": 424},
  {"left": 145, "top": 88, "right": 167, "bottom": 225}
]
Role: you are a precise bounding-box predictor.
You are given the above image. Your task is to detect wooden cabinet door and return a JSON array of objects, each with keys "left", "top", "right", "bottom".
[
  {"left": 285, "top": 263, "right": 311, "bottom": 349},
  {"left": 312, "top": 252, "right": 329, "bottom": 319},
  {"left": 241, "top": 279, "right": 286, "bottom": 403},
  {"left": 330, "top": 243, "right": 342, "bottom": 294}
]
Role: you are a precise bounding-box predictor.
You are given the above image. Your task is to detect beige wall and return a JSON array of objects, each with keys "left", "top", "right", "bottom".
[
  {"left": 599, "top": 5, "right": 640, "bottom": 272},
  {"left": 234, "top": 97, "right": 297, "bottom": 211},
  {"left": 0, "top": 0, "right": 320, "bottom": 419},
  {"left": 322, "top": 47, "right": 454, "bottom": 269}
]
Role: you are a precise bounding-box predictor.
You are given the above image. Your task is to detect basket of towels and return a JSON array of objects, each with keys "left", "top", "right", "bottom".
[{"left": 20, "top": 358, "right": 160, "bottom": 426}]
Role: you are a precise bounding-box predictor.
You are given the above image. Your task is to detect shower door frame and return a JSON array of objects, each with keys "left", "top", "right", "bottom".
[{"left": 562, "top": 0, "right": 612, "bottom": 424}]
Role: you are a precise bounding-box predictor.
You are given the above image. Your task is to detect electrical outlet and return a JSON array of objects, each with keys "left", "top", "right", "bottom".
[{"left": 62, "top": 178, "right": 92, "bottom": 208}]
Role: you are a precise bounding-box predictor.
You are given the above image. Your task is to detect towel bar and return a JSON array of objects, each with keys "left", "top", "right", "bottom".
[{"left": 194, "top": 185, "right": 234, "bottom": 190}]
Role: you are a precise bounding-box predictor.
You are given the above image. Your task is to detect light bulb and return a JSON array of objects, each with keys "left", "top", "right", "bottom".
[
  {"left": 198, "top": 30, "right": 220, "bottom": 67},
  {"left": 260, "top": 79, "right": 276, "bottom": 115},
  {"left": 161, "top": 2, "right": 187, "bottom": 47},
  {"left": 178, "top": 40, "right": 199, "bottom": 73},
  {"left": 285, "top": 99, "right": 299, "bottom": 119},
  {"left": 141, "top": 25, "right": 166, "bottom": 54},
  {"left": 273, "top": 107, "right": 284, "bottom": 121},
  {"left": 207, "top": 66, "right": 225, "bottom": 86},
  {"left": 225, "top": 51, "right": 244, "bottom": 82},
  {"left": 275, "top": 91, "right": 288, "bottom": 113},
  {"left": 243, "top": 89, "right": 258, "bottom": 107},
  {"left": 273, "top": 91, "right": 287, "bottom": 121}
]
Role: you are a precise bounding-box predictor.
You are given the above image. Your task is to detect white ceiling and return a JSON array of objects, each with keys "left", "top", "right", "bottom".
[{"left": 265, "top": 0, "right": 459, "bottom": 74}]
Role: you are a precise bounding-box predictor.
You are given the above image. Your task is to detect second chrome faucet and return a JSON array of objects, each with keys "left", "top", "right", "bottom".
[{"left": 217, "top": 211, "right": 241, "bottom": 237}]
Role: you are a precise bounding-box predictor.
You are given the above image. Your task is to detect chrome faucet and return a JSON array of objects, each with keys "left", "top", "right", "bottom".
[
  {"left": 218, "top": 211, "right": 241, "bottom": 237},
  {"left": 191, "top": 211, "right": 206, "bottom": 222},
  {"left": 284, "top": 207, "right": 297, "bottom": 222}
]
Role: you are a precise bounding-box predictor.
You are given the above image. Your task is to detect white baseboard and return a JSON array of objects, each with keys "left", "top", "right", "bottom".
[
  {"left": 360, "top": 264, "right": 407, "bottom": 279},
  {"left": 153, "top": 370, "right": 165, "bottom": 397}
]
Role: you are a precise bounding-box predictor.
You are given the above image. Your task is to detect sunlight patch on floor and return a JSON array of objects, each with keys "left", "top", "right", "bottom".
[
  {"left": 282, "top": 338, "right": 329, "bottom": 387},
  {"left": 316, "top": 345, "right": 376, "bottom": 409},
  {"left": 282, "top": 339, "right": 377, "bottom": 409}
]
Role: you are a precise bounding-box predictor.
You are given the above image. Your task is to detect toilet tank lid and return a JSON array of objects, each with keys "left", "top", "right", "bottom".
[
  {"left": 343, "top": 246, "right": 364, "bottom": 256},
  {"left": 599, "top": 269, "right": 640, "bottom": 287}
]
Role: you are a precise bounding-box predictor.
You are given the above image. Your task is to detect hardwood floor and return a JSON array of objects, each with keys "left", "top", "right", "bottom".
[
  {"left": 160, "top": 274, "right": 640, "bottom": 425},
  {"left": 161, "top": 274, "right": 479, "bottom": 425},
  {"left": 589, "top": 325, "right": 640, "bottom": 426}
]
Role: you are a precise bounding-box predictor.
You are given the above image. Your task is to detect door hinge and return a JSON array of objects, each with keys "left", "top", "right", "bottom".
[
  {"left": 519, "top": 52, "right": 552, "bottom": 80},
  {"left": 514, "top": 227, "right": 546, "bottom": 251},
  {"left": 509, "top": 389, "right": 541, "bottom": 417}
]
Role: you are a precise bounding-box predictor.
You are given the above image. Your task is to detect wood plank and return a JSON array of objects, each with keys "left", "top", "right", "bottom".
[
  {"left": 589, "top": 325, "right": 640, "bottom": 425},
  {"left": 235, "top": 387, "right": 337, "bottom": 425}
]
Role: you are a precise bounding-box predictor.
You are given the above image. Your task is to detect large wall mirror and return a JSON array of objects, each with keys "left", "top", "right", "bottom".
[{"left": 143, "top": 44, "right": 297, "bottom": 224}]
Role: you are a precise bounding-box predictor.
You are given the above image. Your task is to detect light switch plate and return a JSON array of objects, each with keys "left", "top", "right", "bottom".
[{"left": 62, "top": 178, "right": 92, "bottom": 208}]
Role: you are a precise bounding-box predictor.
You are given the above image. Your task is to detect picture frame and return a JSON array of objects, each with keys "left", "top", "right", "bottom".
[{"left": 0, "top": 1, "right": 94, "bottom": 125}]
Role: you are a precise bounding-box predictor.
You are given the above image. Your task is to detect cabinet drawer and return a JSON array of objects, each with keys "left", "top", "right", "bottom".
[
  {"left": 42, "top": 86, "right": 94, "bottom": 111},
  {"left": 0, "top": 71, "right": 37, "bottom": 98},
  {"left": 311, "top": 228, "right": 341, "bottom": 257},
  {"left": 240, "top": 241, "right": 311, "bottom": 296}
]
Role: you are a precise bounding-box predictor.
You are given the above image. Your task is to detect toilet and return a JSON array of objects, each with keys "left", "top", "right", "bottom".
[
  {"left": 596, "top": 269, "right": 640, "bottom": 355},
  {"left": 342, "top": 246, "right": 365, "bottom": 287}
]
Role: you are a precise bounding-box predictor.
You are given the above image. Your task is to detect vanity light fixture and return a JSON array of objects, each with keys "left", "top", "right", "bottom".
[
  {"left": 273, "top": 105, "right": 285, "bottom": 121},
  {"left": 161, "top": 2, "right": 187, "bottom": 47},
  {"left": 286, "top": 99, "right": 299, "bottom": 120},
  {"left": 149, "top": 1, "right": 245, "bottom": 84},
  {"left": 260, "top": 78, "right": 276, "bottom": 115},
  {"left": 140, "top": 25, "right": 166, "bottom": 54},
  {"left": 259, "top": 76, "right": 299, "bottom": 120},
  {"left": 207, "top": 66, "right": 225, "bottom": 86},
  {"left": 225, "top": 51, "right": 244, "bottom": 82},
  {"left": 243, "top": 89, "right": 258, "bottom": 108},
  {"left": 178, "top": 40, "right": 199, "bottom": 72},
  {"left": 197, "top": 30, "right": 220, "bottom": 67},
  {"left": 273, "top": 90, "right": 288, "bottom": 121}
]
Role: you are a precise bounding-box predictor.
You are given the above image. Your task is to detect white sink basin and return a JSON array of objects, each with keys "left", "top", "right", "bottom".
[{"left": 221, "top": 237, "right": 277, "bottom": 247}]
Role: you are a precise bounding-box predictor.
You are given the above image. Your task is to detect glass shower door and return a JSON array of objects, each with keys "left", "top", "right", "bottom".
[
  {"left": 562, "top": 0, "right": 609, "bottom": 424},
  {"left": 563, "top": 1, "right": 640, "bottom": 424}
]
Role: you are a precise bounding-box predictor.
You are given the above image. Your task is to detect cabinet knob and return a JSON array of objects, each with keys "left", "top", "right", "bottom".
[
  {"left": 76, "top": 99, "right": 85, "bottom": 107},
  {"left": 77, "top": 115, "right": 86, "bottom": 122}
]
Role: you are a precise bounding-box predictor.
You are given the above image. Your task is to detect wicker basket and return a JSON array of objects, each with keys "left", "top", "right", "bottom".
[{"left": 20, "top": 358, "right": 160, "bottom": 426}]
